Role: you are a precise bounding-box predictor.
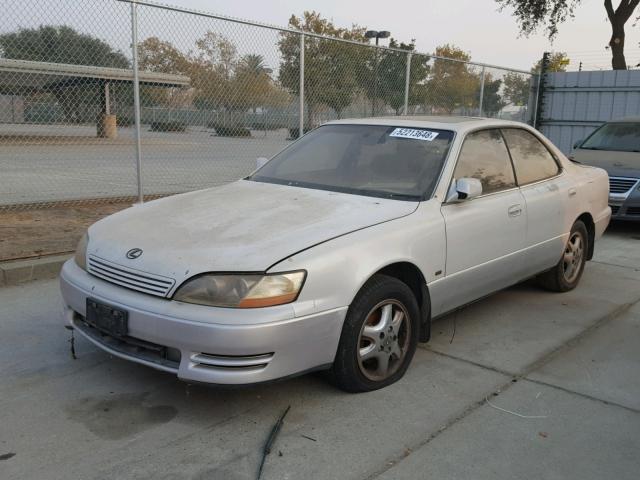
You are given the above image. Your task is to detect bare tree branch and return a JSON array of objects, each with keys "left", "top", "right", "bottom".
[{"left": 604, "top": 0, "right": 615, "bottom": 22}]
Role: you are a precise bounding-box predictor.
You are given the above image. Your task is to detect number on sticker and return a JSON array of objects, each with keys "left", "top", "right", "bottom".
[{"left": 389, "top": 128, "right": 439, "bottom": 141}]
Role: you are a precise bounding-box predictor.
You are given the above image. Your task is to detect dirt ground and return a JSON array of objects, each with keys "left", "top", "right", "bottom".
[{"left": 0, "top": 202, "right": 131, "bottom": 261}]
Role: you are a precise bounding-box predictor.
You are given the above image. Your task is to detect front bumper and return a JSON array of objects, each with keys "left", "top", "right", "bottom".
[
  {"left": 60, "top": 260, "right": 347, "bottom": 385},
  {"left": 610, "top": 196, "right": 640, "bottom": 221}
]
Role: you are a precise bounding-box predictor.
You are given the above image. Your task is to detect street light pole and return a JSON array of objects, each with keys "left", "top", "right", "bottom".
[
  {"left": 373, "top": 36, "right": 379, "bottom": 116},
  {"left": 365, "top": 30, "right": 390, "bottom": 117}
]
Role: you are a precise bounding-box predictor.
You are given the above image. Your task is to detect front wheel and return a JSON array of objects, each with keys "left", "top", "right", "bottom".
[
  {"left": 331, "top": 274, "right": 420, "bottom": 393},
  {"left": 538, "top": 220, "right": 588, "bottom": 292}
]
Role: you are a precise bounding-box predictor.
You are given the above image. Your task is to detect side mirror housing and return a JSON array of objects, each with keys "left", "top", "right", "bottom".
[
  {"left": 446, "top": 177, "right": 483, "bottom": 203},
  {"left": 256, "top": 157, "right": 269, "bottom": 169}
]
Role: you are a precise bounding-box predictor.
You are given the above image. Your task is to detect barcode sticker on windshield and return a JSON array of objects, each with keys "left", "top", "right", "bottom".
[{"left": 389, "top": 128, "right": 439, "bottom": 141}]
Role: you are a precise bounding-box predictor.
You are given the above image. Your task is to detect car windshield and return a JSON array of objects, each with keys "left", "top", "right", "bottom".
[
  {"left": 580, "top": 122, "right": 640, "bottom": 153},
  {"left": 249, "top": 124, "right": 455, "bottom": 200}
]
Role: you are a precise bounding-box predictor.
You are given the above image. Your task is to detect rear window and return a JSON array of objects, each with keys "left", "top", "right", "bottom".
[
  {"left": 581, "top": 123, "right": 640, "bottom": 153},
  {"left": 502, "top": 128, "right": 559, "bottom": 184}
]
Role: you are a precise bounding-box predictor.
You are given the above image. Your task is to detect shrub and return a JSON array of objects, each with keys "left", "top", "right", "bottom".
[
  {"left": 149, "top": 121, "right": 186, "bottom": 132},
  {"left": 209, "top": 122, "right": 252, "bottom": 137},
  {"left": 288, "top": 127, "right": 312, "bottom": 139}
]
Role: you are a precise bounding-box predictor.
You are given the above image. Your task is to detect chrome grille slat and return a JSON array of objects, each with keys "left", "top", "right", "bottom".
[
  {"left": 609, "top": 176, "right": 639, "bottom": 194},
  {"left": 89, "top": 262, "right": 171, "bottom": 289},
  {"left": 88, "top": 268, "right": 167, "bottom": 294},
  {"left": 88, "top": 255, "right": 175, "bottom": 297},
  {"left": 89, "top": 258, "right": 173, "bottom": 285},
  {"left": 190, "top": 352, "right": 274, "bottom": 371}
]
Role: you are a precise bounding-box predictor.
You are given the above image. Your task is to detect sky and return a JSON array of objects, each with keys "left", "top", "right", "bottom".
[{"left": 164, "top": 0, "right": 640, "bottom": 71}]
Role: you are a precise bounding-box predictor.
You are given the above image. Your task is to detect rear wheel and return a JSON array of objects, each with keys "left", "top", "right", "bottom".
[
  {"left": 538, "top": 220, "right": 588, "bottom": 292},
  {"left": 331, "top": 274, "right": 419, "bottom": 393}
]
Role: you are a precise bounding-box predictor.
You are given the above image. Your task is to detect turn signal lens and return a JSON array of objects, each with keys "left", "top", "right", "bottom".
[{"left": 238, "top": 272, "right": 306, "bottom": 308}]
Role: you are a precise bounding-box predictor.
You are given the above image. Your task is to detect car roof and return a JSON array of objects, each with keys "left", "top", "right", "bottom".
[
  {"left": 610, "top": 117, "right": 640, "bottom": 123},
  {"left": 326, "top": 115, "right": 530, "bottom": 132}
]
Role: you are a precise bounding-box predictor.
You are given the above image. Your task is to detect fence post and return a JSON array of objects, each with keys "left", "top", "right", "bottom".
[
  {"left": 298, "top": 33, "right": 305, "bottom": 138},
  {"left": 403, "top": 52, "right": 412, "bottom": 115},
  {"left": 478, "top": 66, "right": 486, "bottom": 117},
  {"left": 130, "top": 0, "right": 144, "bottom": 204}
]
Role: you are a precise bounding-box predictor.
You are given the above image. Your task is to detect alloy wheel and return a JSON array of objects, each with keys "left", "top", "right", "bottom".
[
  {"left": 357, "top": 300, "right": 411, "bottom": 382},
  {"left": 563, "top": 231, "right": 584, "bottom": 283}
]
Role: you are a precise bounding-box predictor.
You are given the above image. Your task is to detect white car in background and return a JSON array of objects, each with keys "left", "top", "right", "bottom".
[{"left": 60, "top": 116, "right": 610, "bottom": 392}]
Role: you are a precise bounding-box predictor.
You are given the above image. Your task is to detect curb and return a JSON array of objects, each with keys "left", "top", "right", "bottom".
[{"left": 0, "top": 254, "right": 72, "bottom": 287}]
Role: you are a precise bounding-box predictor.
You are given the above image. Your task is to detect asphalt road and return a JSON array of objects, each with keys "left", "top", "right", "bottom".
[
  {"left": 0, "top": 222, "right": 639, "bottom": 479},
  {"left": 0, "top": 125, "right": 290, "bottom": 206}
]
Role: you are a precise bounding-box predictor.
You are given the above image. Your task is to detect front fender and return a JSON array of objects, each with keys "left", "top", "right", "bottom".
[{"left": 268, "top": 200, "right": 446, "bottom": 318}]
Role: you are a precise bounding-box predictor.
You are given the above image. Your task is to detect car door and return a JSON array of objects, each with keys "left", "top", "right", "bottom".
[
  {"left": 435, "top": 129, "right": 527, "bottom": 314},
  {"left": 501, "top": 128, "right": 568, "bottom": 275}
]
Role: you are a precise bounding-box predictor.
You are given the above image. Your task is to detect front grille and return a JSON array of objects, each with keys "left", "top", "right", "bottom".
[
  {"left": 88, "top": 255, "right": 175, "bottom": 297},
  {"left": 609, "top": 177, "right": 639, "bottom": 195},
  {"left": 627, "top": 207, "right": 640, "bottom": 216}
]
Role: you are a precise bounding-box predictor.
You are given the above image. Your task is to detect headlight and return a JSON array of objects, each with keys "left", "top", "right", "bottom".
[
  {"left": 173, "top": 271, "right": 306, "bottom": 308},
  {"left": 74, "top": 232, "right": 89, "bottom": 271}
]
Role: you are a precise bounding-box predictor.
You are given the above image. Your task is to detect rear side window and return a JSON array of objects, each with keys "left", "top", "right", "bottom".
[
  {"left": 502, "top": 128, "right": 559, "bottom": 184},
  {"left": 453, "top": 129, "right": 516, "bottom": 194}
]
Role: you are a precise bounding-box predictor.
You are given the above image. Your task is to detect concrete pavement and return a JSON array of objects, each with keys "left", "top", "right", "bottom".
[{"left": 0, "top": 223, "right": 639, "bottom": 479}]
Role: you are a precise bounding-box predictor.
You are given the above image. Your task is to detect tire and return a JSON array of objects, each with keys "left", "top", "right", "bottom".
[
  {"left": 538, "top": 220, "right": 588, "bottom": 292},
  {"left": 331, "top": 274, "right": 420, "bottom": 393}
]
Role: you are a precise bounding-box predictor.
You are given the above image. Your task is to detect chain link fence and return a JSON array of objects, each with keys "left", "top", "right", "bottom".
[{"left": 0, "top": 0, "right": 538, "bottom": 210}]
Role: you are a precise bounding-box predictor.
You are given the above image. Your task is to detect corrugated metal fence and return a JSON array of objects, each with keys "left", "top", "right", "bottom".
[{"left": 539, "top": 70, "right": 640, "bottom": 154}]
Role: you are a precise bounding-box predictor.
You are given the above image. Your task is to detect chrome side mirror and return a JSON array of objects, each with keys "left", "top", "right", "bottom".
[
  {"left": 256, "top": 157, "right": 269, "bottom": 169},
  {"left": 445, "top": 177, "right": 483, "bottom": 203}
]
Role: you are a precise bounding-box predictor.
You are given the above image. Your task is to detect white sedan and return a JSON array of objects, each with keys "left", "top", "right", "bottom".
[{"left": 60, "top": 116, "right": 611, "bottom": 392}]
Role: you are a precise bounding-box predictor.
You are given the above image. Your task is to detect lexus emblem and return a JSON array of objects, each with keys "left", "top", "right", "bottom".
[{"left": 126, "top": 248, "right": 143, "bottom": 259}]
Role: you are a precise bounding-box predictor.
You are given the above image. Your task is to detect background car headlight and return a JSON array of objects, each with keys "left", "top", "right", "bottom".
[
  {"left": 74, "top": 232, "right": 88, "bottom": 271},
  {"left": 173, "top": 271, "right": 306, "bottom": 308}
]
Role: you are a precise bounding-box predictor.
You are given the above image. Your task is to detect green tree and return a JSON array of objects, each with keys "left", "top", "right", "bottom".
[
  {"left": 0, "top": 25, "right": 130, "bottom": 122},
  {"left": 495, "top": 0, "right": 639, "bottom": 70},
  {"left": 138, "top": 37, "right": 189, "bottom": 74},
  {"left": 363, "top": 39, "right": 430, "bottom": 115},
  {"left": 425, "top": 44, "right": 479, "bottom": 113},
  {"left": 502, "top": 72, "right": 531, "bottom": 106},
  {"left": 479, "top": 74, "right": 507, "bottom": 116},
  {"left": 0, "top": 25, "right": 129, "bottom": 67},
  {"left": 138, "top": 37, "right": 191, "bottom": 107},
  {"left": 240, "top": 54, "right": 269, "bottom": 75},
  {"left": 234, "top": 54, "right": 277, "bottom": 112},
  {"left": 278, "top": 11, "right": 367, "bottom": 124},
  {"left": 532, "top": 51, "right": 570, "bottom": 72},
  {"left": 190, "top": 31, "right": 238, "bottom": 111}
]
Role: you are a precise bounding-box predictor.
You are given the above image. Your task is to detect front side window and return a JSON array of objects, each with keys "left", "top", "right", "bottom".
[
  {"left": 250, "top": 124, "right": 455, "bottom": 200},
  {"left": 453, "top": 129, "right": 516, "bottom": 195},
  {"left": 580, "top": 122, "right": 640, "bottom": 153},
  {"left": 502, "top": 128, "right": 559, "bottom": 184}
]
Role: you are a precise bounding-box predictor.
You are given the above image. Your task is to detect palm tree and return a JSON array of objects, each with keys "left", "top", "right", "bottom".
[{"left": 239, "top": 54, "right": 271, "bottom": 75}]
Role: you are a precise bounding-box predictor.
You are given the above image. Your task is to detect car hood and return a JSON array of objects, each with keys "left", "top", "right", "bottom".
[
  {"left": 573, "top": 149, "right": 640, "bottom": 178},
  {"left": 87, "top": 180, "right": 418, "bottom": 282}
]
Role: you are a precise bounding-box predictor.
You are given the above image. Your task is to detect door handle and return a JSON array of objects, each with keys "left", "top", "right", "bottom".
[
  {"left": 508, "top": 204, "right": 522, "bottom": 217},
  {"left": 568, "top": 188, "right": 577, "bottom": 197}
]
